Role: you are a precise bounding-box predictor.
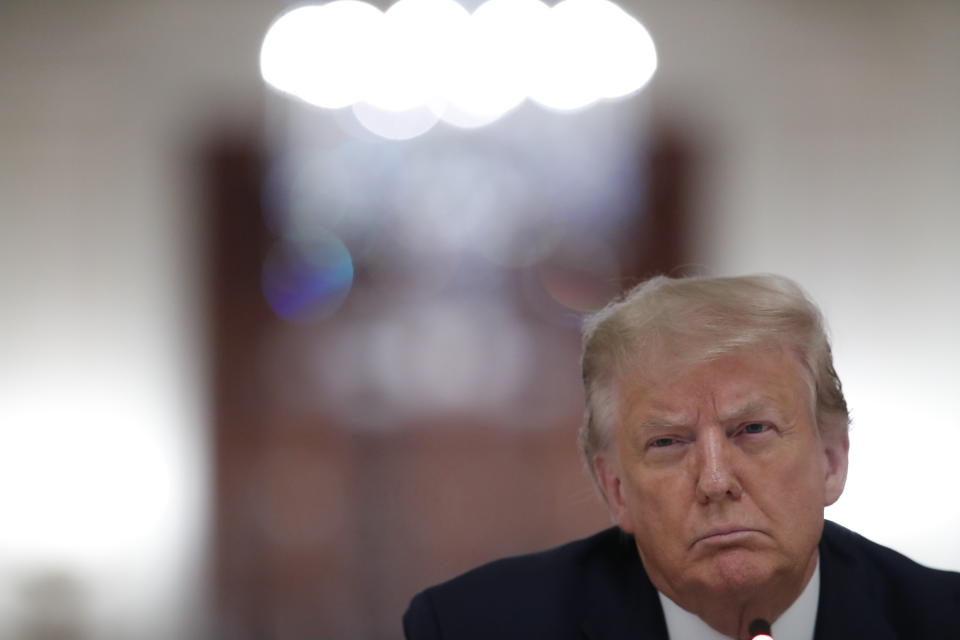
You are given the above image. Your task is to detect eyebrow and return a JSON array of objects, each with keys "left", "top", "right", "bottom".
[
  {"left": 634, "top": 398, "right": 786, "bottom": 431},
  {"left": 635, "top": 416, "right": 694, "bottom": 431},
  {"left": 720, "top": 398, "right": 784, "bottom": 423}
]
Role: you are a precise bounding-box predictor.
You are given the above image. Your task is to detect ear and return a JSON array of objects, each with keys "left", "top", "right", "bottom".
[
  {"left": 594, "top": 453, "right": 635, "bottom": 533},
  {"left": 822, "top": 430, "right": 849, "bottom": 506}
]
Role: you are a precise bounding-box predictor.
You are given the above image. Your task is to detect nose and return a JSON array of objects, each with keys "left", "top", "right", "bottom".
[{"left": 694, "top": 430, "right": 743, "bottom": 504}]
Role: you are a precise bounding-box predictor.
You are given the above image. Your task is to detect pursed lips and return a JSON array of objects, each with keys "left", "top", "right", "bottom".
[{"left": 691, "top": 527, "right": 763, "bottom": 548}]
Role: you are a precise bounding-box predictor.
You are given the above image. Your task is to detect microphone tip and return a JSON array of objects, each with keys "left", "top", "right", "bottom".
[{"left": 748, "top": 618, "right": 773, "bottom": 639}]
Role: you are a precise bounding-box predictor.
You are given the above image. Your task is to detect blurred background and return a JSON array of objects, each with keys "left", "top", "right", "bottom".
[{"left": 1, "top": 0, "right": 958, "bottom": 638}]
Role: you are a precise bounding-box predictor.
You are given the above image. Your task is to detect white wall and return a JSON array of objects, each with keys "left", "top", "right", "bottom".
[{"left": 0, "top": 1, "right": 273, "bottom": 637}]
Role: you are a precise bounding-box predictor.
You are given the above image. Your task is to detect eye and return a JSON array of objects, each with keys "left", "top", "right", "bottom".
[
  {"left": 651, "top": 437, "right": 677, "bottom": 448},
  {"left": 741, "top": 422, "right": 769, "bottom": 435}
]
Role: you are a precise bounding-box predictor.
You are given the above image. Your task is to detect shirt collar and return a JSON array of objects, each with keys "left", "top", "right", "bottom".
[{"left": 657, "top": 559, "right": 820, "bottom": 640}]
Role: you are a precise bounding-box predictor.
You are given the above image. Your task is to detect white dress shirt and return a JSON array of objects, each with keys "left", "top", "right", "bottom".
[{"left": 657, "top": 560, "right": 820, "bottom": 640}]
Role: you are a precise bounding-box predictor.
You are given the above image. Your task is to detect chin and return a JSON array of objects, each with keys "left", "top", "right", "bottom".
[{"left": 698, "top": 549, "right": 779, "bottom": 595}]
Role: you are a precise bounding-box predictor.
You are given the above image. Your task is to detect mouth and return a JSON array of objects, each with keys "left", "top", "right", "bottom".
[{"left": 693, "top": 527, "right": 763, "bottom": 547}]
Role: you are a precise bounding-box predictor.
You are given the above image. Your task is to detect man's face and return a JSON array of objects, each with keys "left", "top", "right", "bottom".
[{"left": 595, "top": 347, "right": 848, "bottom": 605}]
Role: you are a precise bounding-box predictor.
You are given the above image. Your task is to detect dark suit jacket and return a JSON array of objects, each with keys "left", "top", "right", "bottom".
[{"left": 404, "top": 521, "right": 960, "bottom": 639}]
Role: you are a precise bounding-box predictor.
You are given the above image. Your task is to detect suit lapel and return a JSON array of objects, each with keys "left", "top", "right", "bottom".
[
  {"left": 814, "top": 522, "right": 897, "bottom": 640},
  {"left": 579, "top": 531, "right": 670, "bottom": 640}
]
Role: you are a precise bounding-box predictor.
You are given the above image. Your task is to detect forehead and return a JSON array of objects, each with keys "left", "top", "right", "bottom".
[{"left": 616, "top": 347, "right": 814, "bottom": 423}]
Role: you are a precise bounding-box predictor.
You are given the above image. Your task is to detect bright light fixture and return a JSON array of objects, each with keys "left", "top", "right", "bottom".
[
  {"left": 260, "top": 0, "right": 657, "bottom": 137},
  {"left": 442, "top": 0, "right": 550, "bottom": 122},
  {"left": 260, "top": 1, "right": 383, "bottom": 109},
  {"left": 364, "top": 0, "right": 471, "bottom": 112},
  {"left": 528, "top": 0, "right": 657, "bottom": 110}
]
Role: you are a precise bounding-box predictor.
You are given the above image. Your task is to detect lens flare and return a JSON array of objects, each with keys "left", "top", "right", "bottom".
[
  {"left": 262, "top": 233, "right": 354, "bottom": 322},
  {"left": 352, "top": 102, "right": 440, "bottom": 140}
]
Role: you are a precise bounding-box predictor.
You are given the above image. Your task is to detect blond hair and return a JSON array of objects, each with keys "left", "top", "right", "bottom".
[{"left": 580, "top": 274, "right": 849, "bottom": 483}]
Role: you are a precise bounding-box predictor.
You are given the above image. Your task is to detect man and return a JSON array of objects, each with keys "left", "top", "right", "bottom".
[{"left": 404, "top": 274, "right": 960, "bottom": 639}]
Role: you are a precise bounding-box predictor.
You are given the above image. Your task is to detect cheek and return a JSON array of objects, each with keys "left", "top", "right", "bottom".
[
  {"left": 626, "top": 472, "right": 695, "bottom": 530},
  {"left": 757, "top": 448, "right": 827, "bottom": 518}
]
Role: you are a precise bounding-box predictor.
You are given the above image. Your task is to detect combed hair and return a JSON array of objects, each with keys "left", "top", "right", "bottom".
[{"left": 580, "top": 274, "right": 849, "bottom": 486}]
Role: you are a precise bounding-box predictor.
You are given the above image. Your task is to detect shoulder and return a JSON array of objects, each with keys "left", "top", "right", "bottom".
[
  {"left": 403, "top": 527, "right": 642, "bottom": 639},
  {"left": 819, "top": 520, "right": 960, "bottom": 638},
  {"left": 821, "top": 519, "right": 960, "bottom": 587},
  {"left": 426, "top": 526, "right": 636, "bottom": 598}
]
